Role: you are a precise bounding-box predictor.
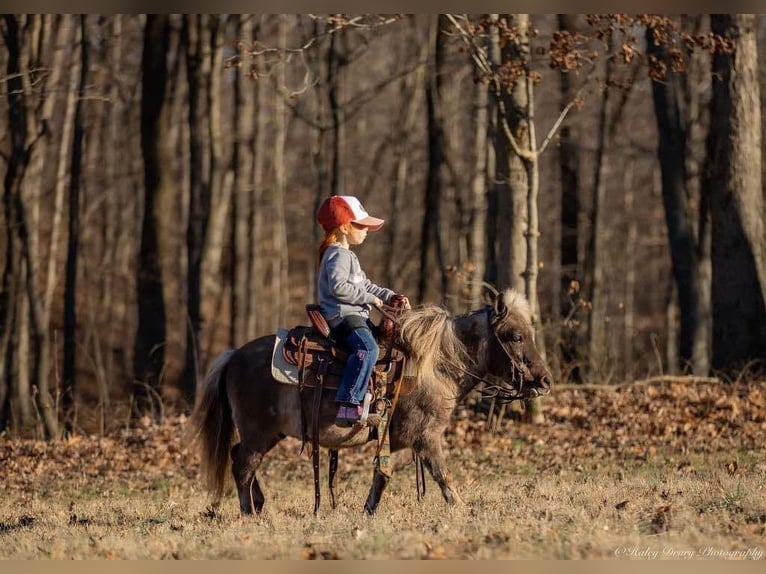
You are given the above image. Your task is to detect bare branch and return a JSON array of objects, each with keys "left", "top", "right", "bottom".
[
  {"left": 537, "top": 76, "right": 595, "bottom": 156},
  {"left": 445, "top": 14, "right": 533, "bottom": 162}
]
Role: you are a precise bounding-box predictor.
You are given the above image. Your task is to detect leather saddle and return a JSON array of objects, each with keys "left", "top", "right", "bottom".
[{"left": 282, "top": 304, "right": 415, "bottom": 395}]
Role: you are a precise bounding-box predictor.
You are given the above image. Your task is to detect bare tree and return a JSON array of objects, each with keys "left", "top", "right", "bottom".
[
  {"left": 556, "top": 14, "right": 584, "bottom": 380},
  {"left": 62, "top": 15, "right": 89, "bottom": 434},
  {"left": 201, "top": 15, "right": 231, "bottom": 324},
  {"left": 418, "top": 14, "right": 447, "bottom": 304},
  {"left": 269, "top": 15, "right": 290, "bottom": 328},
  {"left": 134, "top": 15, "right": 172, "bottom": 420},
  {"left": 0, "top": 15, "right": 59, "bottom": 438},
  {"left": 179, "top": 14, "right": 213, "bottom": 404},
  {"left": 584, "top": 34, "right": 614, "bottom": 377},
  {"left": 705, "top": 14, "right": 766, "bottom": 369},
  {"left": 467, "top": 33, "right": 488, "bottom": 309},
  {"left": 646, "top": 22, "right": 709, "bottom": 376},
  {"left": 230, "top": 15, "right": 256, "bottom": 345}
]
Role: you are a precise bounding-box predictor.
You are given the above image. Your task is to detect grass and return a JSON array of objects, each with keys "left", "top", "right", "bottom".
[
  {"left": 1, "top": 438, "right": 764, "bottom": 559},
  {"left": 2, "top": 380, "right": 765, "bottom": 559}
]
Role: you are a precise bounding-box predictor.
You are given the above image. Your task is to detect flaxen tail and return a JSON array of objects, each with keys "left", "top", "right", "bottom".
[{"left": 188, "top": 349, "right": 236, "bottom": 505}]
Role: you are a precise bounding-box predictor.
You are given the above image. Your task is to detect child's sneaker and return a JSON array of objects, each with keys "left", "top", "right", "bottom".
[{"left": 335, "top": 404, "right": 363, "bottom": 427}]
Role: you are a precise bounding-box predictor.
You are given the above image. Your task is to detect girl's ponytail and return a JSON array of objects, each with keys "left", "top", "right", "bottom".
[{"left": 318, "top": 228, "right": 340, "bottom": 266}]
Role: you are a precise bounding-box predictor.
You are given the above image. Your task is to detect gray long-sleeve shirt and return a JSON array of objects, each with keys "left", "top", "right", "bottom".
[{"left": 318, "top": 244, "right": 395, "bottom": 328}]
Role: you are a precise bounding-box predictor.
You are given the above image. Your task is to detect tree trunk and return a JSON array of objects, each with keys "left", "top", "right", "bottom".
[
  {"left": 706, "top": 14, "right": 766, "bottom": 369},
  {"left": 201, "top": 15, "right": 230, "bottom": 304},
  {"left": 270, "top": 15, "right": 289, "bottom": 328},
  {"left": 418, "top": 14, "right": 447, "bottom": 303},
  {"left": 62, "top": 15, "right": 89, "bottom": 434},
  {"left": 495, "top": 14, "right": 529, "bottom": 294},
  {"left": 180, "top": 14, "right": 211, "bottom": 404},
  {"left": 134, "top": 15, "right": 172, "bottom": 420},
  {"left": 557, "top": 14, "right": 583, "bottom": 380},
  {"left": 248, "top": 18, "right": 267, "bottom": 338},
  {"left": 646, "top": 25, "right": 706, "bottom": 376},
  {"left": 681, "top": 14, "right": 712, "bottom": 377},
  {"left": 468, "top": 38, "right": 489, "bottom": 309},
  {"left": 308, "top": 19, "right": 327, "bottom": 302},
  {"left": 327, "top": 26, "right": 344, "bottom": 198},
  {"left": 585, "top": 34, "right": 614, "bottom": 377},
  {"left": 0, "top": 189, "right": 21, "bottom": 435},
  {"left": 557, "top": 14, "right": 581, "bottom": 298},
  {"left": 231, "top": 15, "right": 256, "bottom": 345},
  {"left": 199, "top": 16, "right": 233, "bottom": 371},
  {"left": 1, "top": 15, "right": 59, "bottom": 439},
  {"left": 485, "top": 14, "right": 500, "bottom": 289},
  {"left": 16, "top": 16, "right": 50, "bottom": 436},
  {"left": 99, "top": 15, "right": 123, "bottom": 397}
]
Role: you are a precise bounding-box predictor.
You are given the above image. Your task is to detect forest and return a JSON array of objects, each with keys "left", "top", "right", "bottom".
[{"left": 1, "top": 14, "right": 765, "bottom": 440}]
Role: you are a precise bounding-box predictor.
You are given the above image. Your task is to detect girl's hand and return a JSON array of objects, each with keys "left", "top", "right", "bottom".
[
  {"left": 372, "top": 297, "right": 384, "bottom": 309},
  {"left": 390, "top": 293, "right": 411, "bottom": 310}
]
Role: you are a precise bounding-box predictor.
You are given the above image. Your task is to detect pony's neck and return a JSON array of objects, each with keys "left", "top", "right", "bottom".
[{"left": 452, "top": 309, "right": 491, "bottom": 398}]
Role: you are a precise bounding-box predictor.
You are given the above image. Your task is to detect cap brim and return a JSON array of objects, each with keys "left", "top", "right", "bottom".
[{"left": 354, "top": 216, "right": 384, "bottom": 231}]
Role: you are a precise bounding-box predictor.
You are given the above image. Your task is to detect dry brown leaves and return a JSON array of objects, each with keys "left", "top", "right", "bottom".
[
  {"left": 1, "top": 380, "right": 764, "bottom": 491},
  {"left": 447, "top": 379, "right": 766, "bottom": 470},
  {"left": 0, "top": 414, "right": 197, "bottom": 493}
]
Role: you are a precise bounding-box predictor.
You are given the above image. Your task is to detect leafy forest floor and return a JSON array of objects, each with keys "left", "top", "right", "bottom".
[{"left": 1, "top": 380, "right": 765, "bottom": 559}]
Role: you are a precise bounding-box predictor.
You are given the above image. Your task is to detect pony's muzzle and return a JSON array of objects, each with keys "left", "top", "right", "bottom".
[{"left": 525, "top": 368, "right": 552, "bottom": 397}]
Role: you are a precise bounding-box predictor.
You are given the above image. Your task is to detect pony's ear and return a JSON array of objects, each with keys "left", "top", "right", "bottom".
[{"left": 493, "top": 290, "right": 507, "bottom": 318}]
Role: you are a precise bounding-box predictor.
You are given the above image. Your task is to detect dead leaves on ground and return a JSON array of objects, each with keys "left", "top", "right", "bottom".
[
  {"left": 0, "top": 414, "right": 196, "bottom": 493},
  {"left": 448, "top": 380, "right": 766, "bottom": 469},
  {"left": 1, "top": 380, "right": 764, "bottom": 493}
]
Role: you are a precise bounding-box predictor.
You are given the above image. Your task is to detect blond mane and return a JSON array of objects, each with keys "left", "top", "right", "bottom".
[{"left": 397, "top": 305, "right": 470, "bottom": 393}]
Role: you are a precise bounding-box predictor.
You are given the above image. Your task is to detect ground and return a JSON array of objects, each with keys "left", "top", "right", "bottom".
[{"left": 1, "top": 380, "right": 764, "bottom": 559}]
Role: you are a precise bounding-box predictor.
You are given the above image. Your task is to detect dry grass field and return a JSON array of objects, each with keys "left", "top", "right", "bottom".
[{"left": 1, "top": 381, "right": 765, "bottom": 559}]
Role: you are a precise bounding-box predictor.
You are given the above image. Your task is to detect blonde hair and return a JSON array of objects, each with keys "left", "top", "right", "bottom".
[{"left": 318, "top": 227, "right": 342, "bottom": 266}]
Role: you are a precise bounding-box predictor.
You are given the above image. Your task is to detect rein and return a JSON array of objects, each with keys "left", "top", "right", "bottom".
[
  {"left": 444, "top": 357, "right": 526, "bottom": 403},
  {"left": 446, "top": 308, "right": 529, "bottom": 402}
]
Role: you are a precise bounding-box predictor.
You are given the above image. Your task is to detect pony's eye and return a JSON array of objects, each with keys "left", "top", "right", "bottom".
[{"left": 510, "top": 334, "right": 522, "bottom": 343}]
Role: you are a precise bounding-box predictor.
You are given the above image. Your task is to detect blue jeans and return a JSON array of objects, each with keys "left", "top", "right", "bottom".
[{"left": 335, "top": 326, "right": 378, "bottom": 406}]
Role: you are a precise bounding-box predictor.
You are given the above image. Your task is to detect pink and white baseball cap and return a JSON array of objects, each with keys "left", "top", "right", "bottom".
[{"left": 316, "top": 195, "right": 384, "bottom": 232}]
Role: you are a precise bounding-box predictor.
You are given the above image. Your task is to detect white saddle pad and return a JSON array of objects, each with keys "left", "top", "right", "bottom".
[{"left": 271, "top": 328, "right": 300, "bottom": 385}]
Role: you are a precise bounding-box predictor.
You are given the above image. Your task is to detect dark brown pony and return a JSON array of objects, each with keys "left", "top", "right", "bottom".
[{"left": 189, "top": 289, "right": 552, "bottom": 515}]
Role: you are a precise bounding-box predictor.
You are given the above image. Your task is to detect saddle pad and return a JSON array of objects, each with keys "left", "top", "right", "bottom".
[
  {"left": 271, "top": 328, "right": 341, "bottom": 389},
  {"left": 271, "top": 328, "right": 300, "bottom": 385}
]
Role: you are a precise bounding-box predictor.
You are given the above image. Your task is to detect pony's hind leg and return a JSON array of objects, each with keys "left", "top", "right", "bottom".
[{"left": 231, "top": 437, "right": 281, "bottom": 515}]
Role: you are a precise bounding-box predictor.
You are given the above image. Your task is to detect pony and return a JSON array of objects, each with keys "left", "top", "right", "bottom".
[{"left": 189, "top": 288, "right": 552, "bottom": 515}]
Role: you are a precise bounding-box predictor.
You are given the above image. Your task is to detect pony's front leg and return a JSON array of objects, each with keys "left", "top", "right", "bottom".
[
  {"left": 363, "top": 465, "right": 390, "bottom": 515},
  {"left": 415, "top": 441, "right": 464, "bottom": 506}
]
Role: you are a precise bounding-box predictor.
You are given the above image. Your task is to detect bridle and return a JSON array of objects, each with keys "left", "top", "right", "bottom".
[
  {"left": 444, "top": 307, "right": 531, "bottom": 402},
  {"left": 381, "top": 304, "right": 534, "bottom": 402}
]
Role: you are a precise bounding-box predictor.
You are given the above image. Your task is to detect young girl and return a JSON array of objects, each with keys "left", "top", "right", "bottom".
[{"left": 316, "top": 195, "right": 410, "bottom": 427}]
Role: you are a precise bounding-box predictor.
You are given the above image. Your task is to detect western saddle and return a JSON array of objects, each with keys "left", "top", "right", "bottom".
[{"left": 280, "top": 297, "right": 413, "bottom": 513}]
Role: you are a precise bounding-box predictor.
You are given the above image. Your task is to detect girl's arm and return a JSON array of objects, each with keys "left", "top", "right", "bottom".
[{"left": 363, "top": 278, "right": 395, "bottom": 304}]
